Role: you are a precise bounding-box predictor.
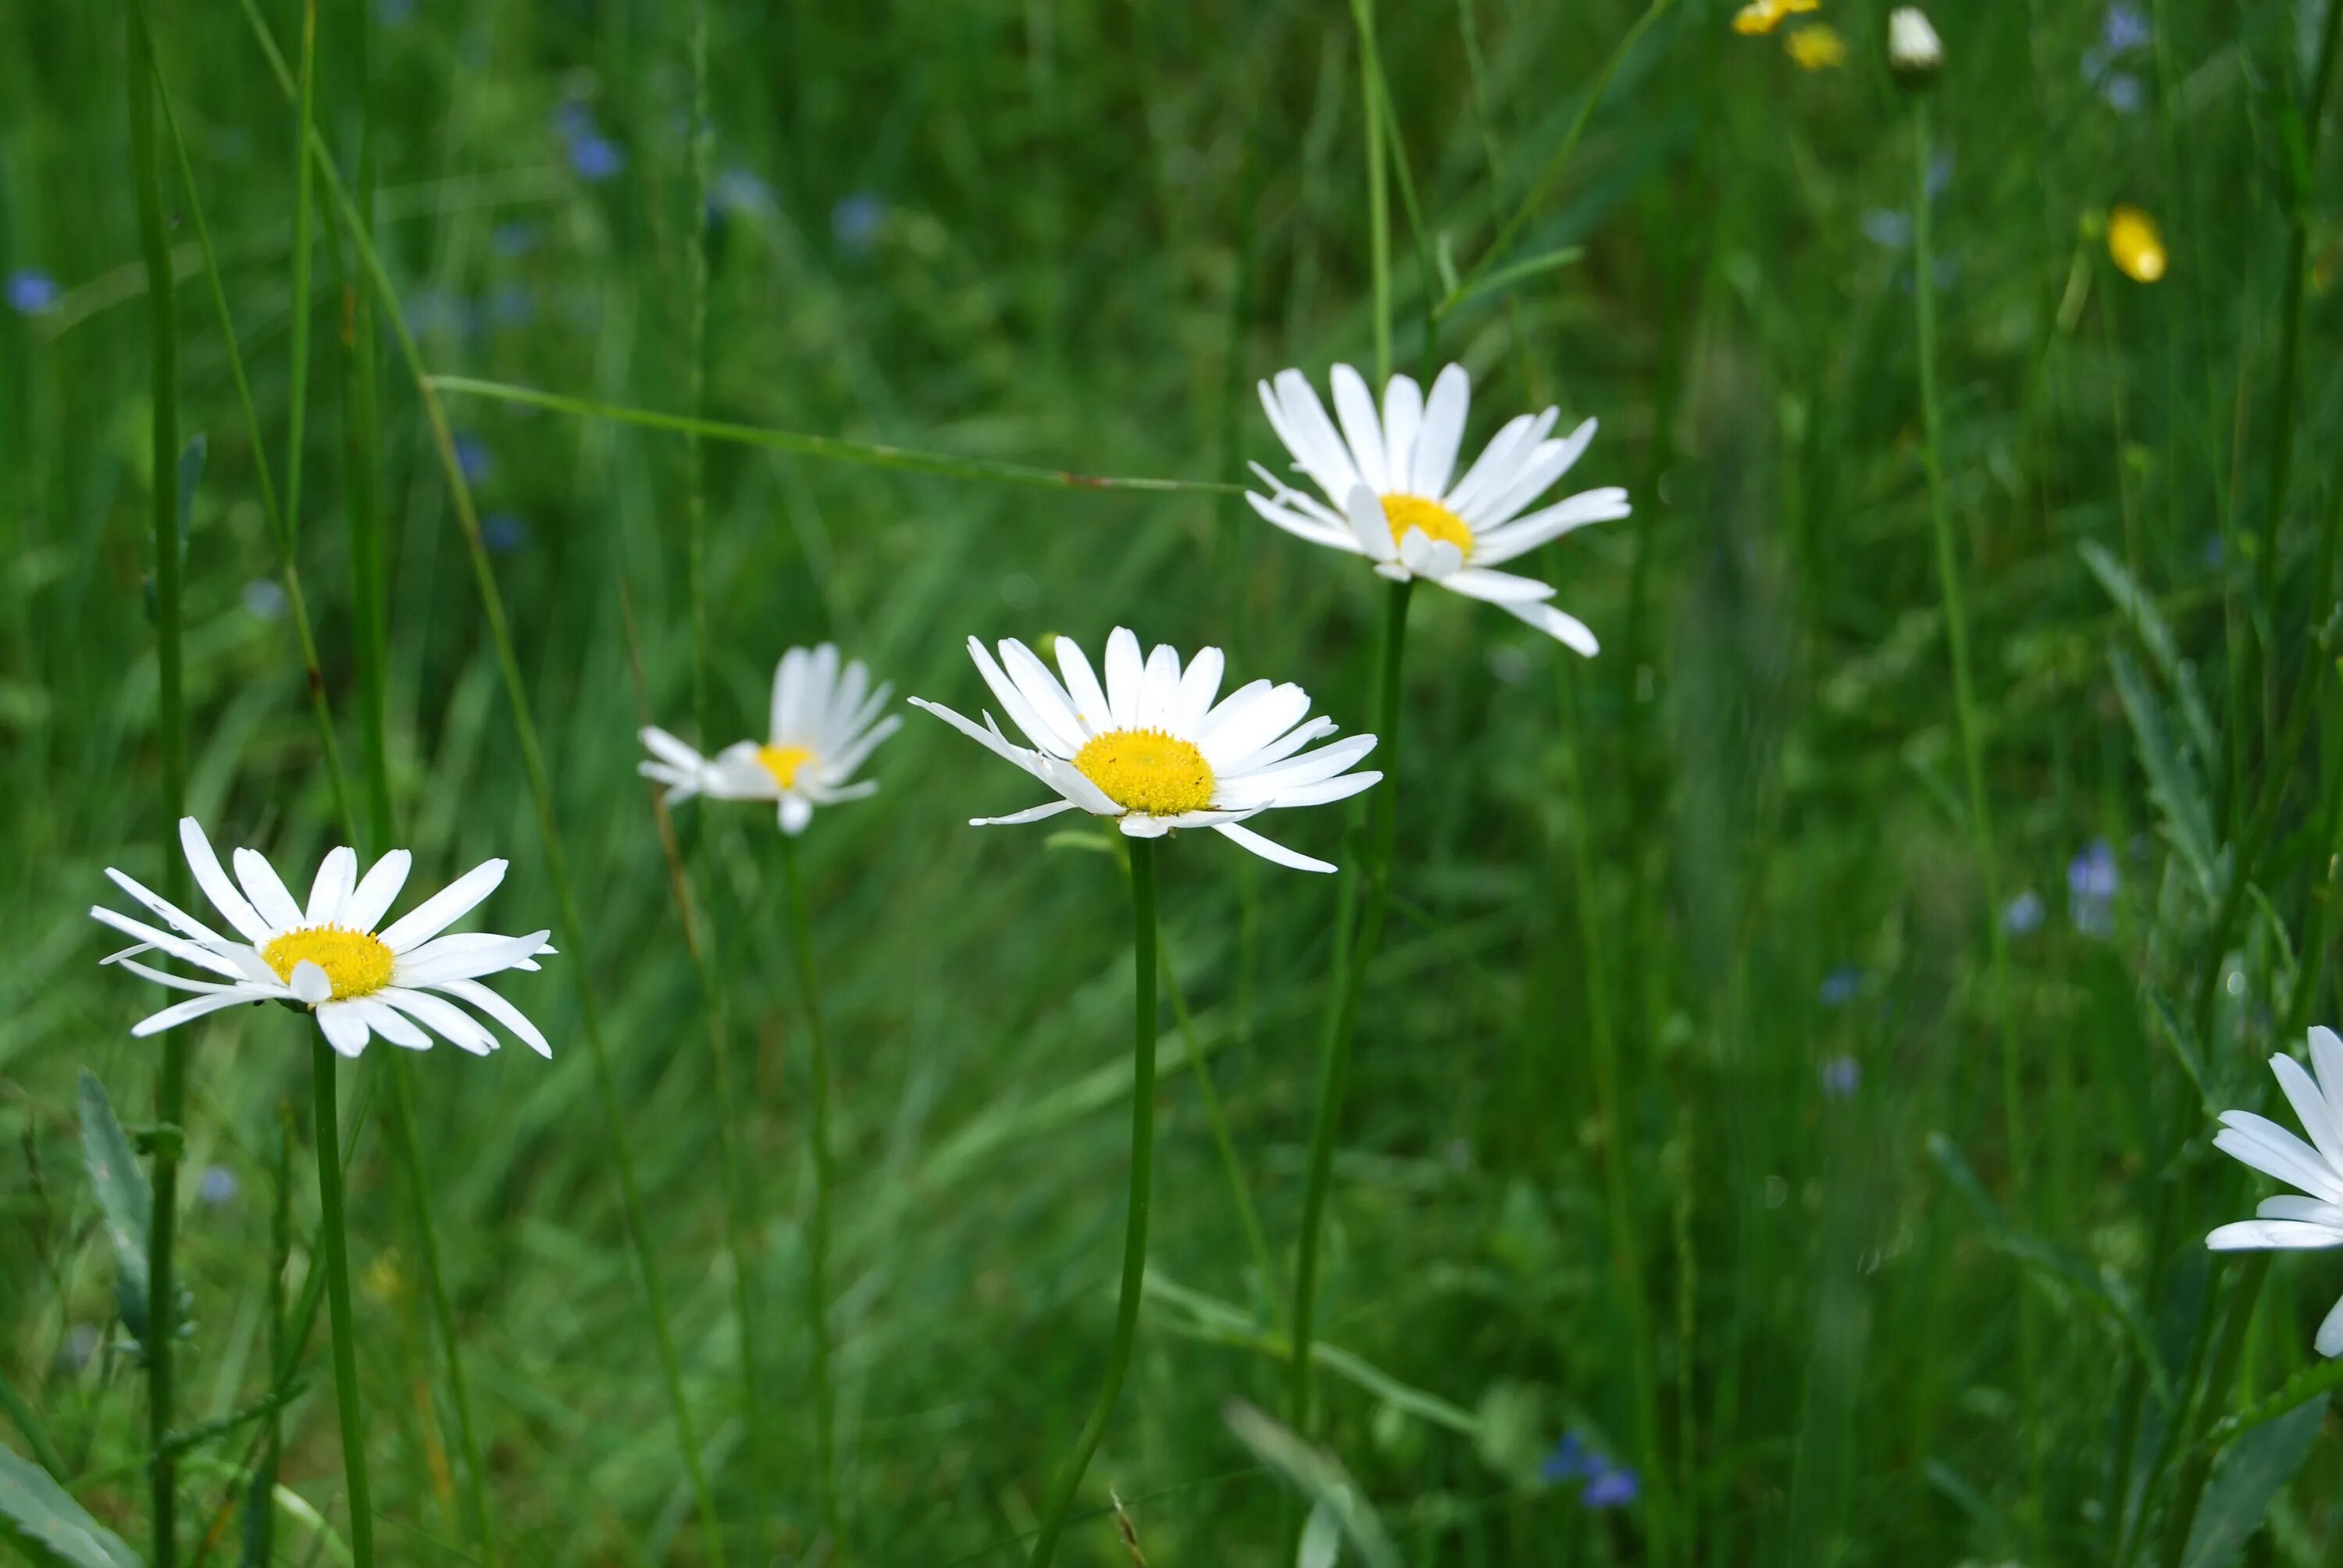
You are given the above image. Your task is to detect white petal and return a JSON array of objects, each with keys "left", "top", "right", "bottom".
[
  {"left": 1500, "top": 599, "right": 1601, "bottom": 657},
  {"left": 1212, "top": 820, "right": 1336, "bottom": 873},
  {"left": 2272, "top": 1054, "right": 2343, "bottom": 1176},
  {"left": 102, "top": 868, "right": 237, "bottom": 953},
  {"left": 1343, "top": 485, "right": 1400, "bottom": 564},
  {"left": 1380, "top": 373, "right": 1422, "bottom": 494},
  {"left": 1411, "top": 364, "right": 1470, "bottom": 497},
  {"left": 779, "top": 795, "right": 815, "bottom": 835},
  {"left": 1104, "top": 628, "right": 1146, "bottom": 729},
  {"left": 772, "top": 647, "right": 810, "bottom": 744},
  {"left": 305, "top": 847, "right": 358, "bottom": 927},
  {"left": 999, "top": 638, "right": 1089, "bottom": 754},
  {"left": 1054, "top": 636, "right": 1114, "bottom": 733},
  {"left": 2259, "top": 1195, "right": 2343, "bottom": 1224},
  {"left": 1445, "top": 409, "right": 1554, "bottom": 519},
  {"left": 431, "top": 978, "right": 552, "bottom": 1057},
  {"left": 356, "top": 999, "right": 433, "bottom": 1050},
  {"left": 820, "top": 658, "right": 871, "bottom": 750},
  {"left": 1220, "top": 733, "right": 1380, "bottom": 791},
  {"left": 344, "top": 849, "right": 414, "bottom": 932},
  {"left": 180, "top": 818, "right": 273, "bottom": 944},
  {"left": 90, "top": 907, "right": 262, "bottom": 984},
  {"left": 1138, "top": 643, "right": 1184, "bottom": 729},
  {"left": 705, "top": 741, "right": 783, "bottom": 800},
  {"left": 1199, "top": 684, "right": 1312, "bottom": 771},
  {"left": 817, "top": 715, "right": 900, "bottom": 786},
  {"left": 378, "top": 987, "right": 495, "bottom": 1055},
  {"left": 1397, "top": 532, "right": 1465, "bottom": 580},
  {"left": 316, "top": 1001, "right": 372, "bottom": 1057},
  {"left": 640, "top": 725, "right": 708, "bottom": 772},
  {"left": 2313, "top": 1026, "right": 2343, "bottom": 1117},
  {"left": 1328, "top": 364, "right": 1389, "bottom": 491},
  {"left": 972, "top": 637, "right": 1078, "bottom": 756},
  {"left": 1173, "top": 647, "right": 1225, "bottom": 732},
  {"left": 393, "top": 930, "right": 555, "bottom": 986},
  {"left": 1443, "top": 566, "right": 1557, "bottom": 604},
  {"left": 377, "top": 859, "right": 509, "bottom": 953},
  {"left": 1468, "top": 486, "right": 1632, "bottom": 567},
  {"left": 2319, "top": 1293, "right": 2343, "bottom": 1357},
  {"left": 971, "top": 800, "right": 1083, "bottom": 827},
  {"left": 2206, "top": 1219, "right": 2343, "bottom": 1249},
  {"left": 130, "top": 991, "right": 264, "bottom": 1037},
  {"left": 1244, "top": 487, "right": 1361, "bottom": 553},
  {"left": 2216, "top": 1113, "right": 2343, "bottom": 1204},
  {"left": 290, "top": 960, "right": 333, "bottom": 1006},
  {"left": 111, "top": 957, "right": 267, "bottom": 997},
  {"left": 908, "top": 697, "right": 1047, "bottom": 773},
  {"left": 1267, "top": 370, "right": 1364, "bottom": 501},
  {"left": 1117, "top": 814, "right": 1174, "bottom": 838},
  {"left": 1224, "top": 771, "right": 1381, "bottom": 809},
  {"left": 1464, "top": 417, "right": 1597, "bottom": 529},
  {"left": 1224, "top": 715, "right": 1339, "bottom": 773},
  {"left": 231, "top": 846, "right": 305, "bottom": 932},
  {"left": 1032, "top": 754, "right": 1123, "bottom": 816}
]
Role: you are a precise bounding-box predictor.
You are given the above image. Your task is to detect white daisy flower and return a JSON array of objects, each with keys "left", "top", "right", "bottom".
[
  {"left": 908, "top": 629, "right": 1381, "bottom": 874},
  {"left": 91, "top": 817, "right": 555, "bottom": 1059},
  {"left": 2207, "top": 1026, "right": 2343, "bottom": 1355},
  {"left": 638, "top": 643, "right": 900, "bottom": 835},
  {"left": 1246, "top": 362, "right": 1631, "bottom": 655}
]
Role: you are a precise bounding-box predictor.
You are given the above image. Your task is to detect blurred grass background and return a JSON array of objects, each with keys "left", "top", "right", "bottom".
[{"left": 7, "top": 0, "right": 2343, "bottom": 1562}]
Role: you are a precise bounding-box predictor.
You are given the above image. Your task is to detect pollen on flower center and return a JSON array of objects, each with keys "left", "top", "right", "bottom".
[
  {"left": 1073, "top": 729, "right": 1216, "bottom": 816},
  {"left": 757, "top": 743, "right": 816, "bottom": 789},
  {"left": 262, "top": 926, "right": 395, "bottom": 1001},
  {"left": 1380, "top": 494, "right": 1475, "bottom": 554}
]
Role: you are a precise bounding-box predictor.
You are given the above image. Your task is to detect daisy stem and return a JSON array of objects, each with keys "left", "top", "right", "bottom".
[
  {"left": 1288, "top": 578, "right": 1412, "bottom": 1442},
  {"left": 127, "top": 5, "right": 188, "bottom": 1560},
  {"left": 309, "top": 1036, "right": 375, "bottom": 1566},
  {"left": 1028, "top": 837, "right": 1159, "bottom": 1568},
  {"left": 230, "top": 7, "right": 732, "bottom": 1556},
  {"left": 776, "top": 834, "right": 843, "bottom": 1554},
  {"left": 1913, "top": 95, "right": 2036, "bottom": 1527}
]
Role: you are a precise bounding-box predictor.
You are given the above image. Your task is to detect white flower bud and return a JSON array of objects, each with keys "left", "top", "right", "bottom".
[{"left": 1888, "top": 8, "right": 1943, "bottom": 80}]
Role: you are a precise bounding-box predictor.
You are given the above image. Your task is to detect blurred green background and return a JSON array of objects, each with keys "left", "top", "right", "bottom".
[{"left": 7, "top": 0, "right": 2343, "bottom": 1562}]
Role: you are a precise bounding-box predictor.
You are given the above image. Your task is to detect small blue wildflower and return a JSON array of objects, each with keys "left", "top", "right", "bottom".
[
  {"left": 1820, "top": 1055, "right": 1861, "bottom": 1099},
  {"left": 2102, "top": 2, "right": 2150, "bottom": 55},
  {"left": 2002, "top": 889, "right": 2045, "bottom": 935},
  {"left": 241, "top": 579, "right": 288, "bottom": 622},
  {"left": 483, "top": 513, "right": 530, "bottom": 554},
  {"left": 569, "top": 133, "right": 625, "bottom": 182},
  {"left": 198, "top": 1165, "right": 239, "bottom": 1206},
  {"left": 1540, "top": 1434, "right": 1599, "bottom": 1484},
  {"left": 1860, "top": 209, "right": 1913, "bottom": 251},
  {"left": 832, "top": 191, "right": 886, "bottom": 255},
  {"left": 2070, "top": 839, "right": 2119, "bottom": 937},
  {"left": 1582, "top": 1464, "right": 1640, "bottom": 1509},
  {"left": 1819, "top": 965, "right": 1862, "bottom": 1007},
  {"left": 453, "top": 433, "right": 492, "bottom": 484},
  {"left": 715, "top": 167, "right": 775, "bottom": 217},
  {"left": 7, "top": 269, "right": 59, "bottom": 315},
  {"left": 2102, "top": 73, "right": 2145, "bottom": 114}
]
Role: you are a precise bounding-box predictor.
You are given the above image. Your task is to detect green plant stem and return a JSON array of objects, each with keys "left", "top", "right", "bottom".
[
  {"left": 310, "top": 1037, "right": 373, "bottom": 1566},
  {"left": 2156, "top": 1255, "right": 2270, "bottom": 1568},
  {"left": 232, "top": 5, "right": 730, "bottom": 1556},
  {"left": 1353, "top": 0, "right": 1390, "bottom": 384},
  {"left": 127, "top": 9, "right": 187, "bottom": 1562},
  {"left": 776, "top": 834, "right": 843, "bottom": 1555},
  {"left": 1027, "top": 838, "right": 1159, "bottom": 1568},
  {"left": 1913, "top": 96, "right": 2035, "bottom": 1530},
  {"left": 1435, "top": 0, "right": 1675, "bottom": 319},
  {"left": 1558, "top": 661, "right": 1669, "bottom": 1565},
  {"left": 284, "top": 0, "right": 316, "bottom": 545},
  {"left": 1289, "top": 579, "right": 1412, "bottom": 1439},
  {"left": 684, "top": 0, "right": 714, "bottom": 747},
  {"left": 423, "top": 376, "right": 1239, "bottom": 494}
]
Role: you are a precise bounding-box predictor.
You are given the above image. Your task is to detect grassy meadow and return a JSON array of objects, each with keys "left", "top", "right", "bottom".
[{"left": 9, "top": 0, "right": 2343, "bottom": 1562}]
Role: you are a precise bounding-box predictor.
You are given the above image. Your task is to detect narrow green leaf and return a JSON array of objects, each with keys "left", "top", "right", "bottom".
[
  {"left": 2109, "top": 650, "right": 2218, "bottom": 896},
  {"left": 74, "top": 1071, "right": 152, "bottom": 1347},
  {"left": 2181, "top": 1396, "right": 2324, "bottom": 1568},
  {"left": 173, "top": 433, "right": 205, "bottom": 565},
  {"left": 0, "top": 1438, "right": 143, "bottom": 1568},
  {"left": 1221, "top": 1401, "right": 1400, "bottom": 1568}
]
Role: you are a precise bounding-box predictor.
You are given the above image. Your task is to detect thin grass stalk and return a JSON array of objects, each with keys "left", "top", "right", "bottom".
[
  {"left": 2250, "top": 0, "right": 2343, "bottom": 739},
  {"left": 126, "top": 9, "right": 187, "bottom": 1560},
  {"left": 1912, "top": 94, "right": 2036, "bottom": 1529},
  {"left": 1558, "top": 661, "right": 1670, "bottom": 1565},
  {"left": 775, "top": 835, "right": 843, "bottom": 1553},
  {"left": 284, "top": 0, "right": 316, "bottom": 545},
  {"left": 2156, "top": 1256, "right": 2271, "bottom": 1568},
  {"left": 1434, "top": 0, "right": 1675, "bottom": 320},
  {"left": 423, "top": 376, "right": 1240, "bottom": 494},
  {"left": 684, "top": 0, "right": 714, "bottom": 746},
  {"left": 308, "top": 1037, "right": 374, "bottom": 1566},
  {"left": 1160, "top": 938, "right": 1279, "bottom": 1322},
  {"left": 1354, "top": 0, "right": 1390, "bottom": 386},
  {"left": 230, "top": 5, "right": 731, "bottom": 1556},
  {"left": 1027, "top": 838, "right": 1159, "bottom": 1568},
  {"left": 134, "top": 11, "right": 353, "bottom": 832},
  {"left": 1288, "top": 578, "right": 1412, "bottom": 1438}
]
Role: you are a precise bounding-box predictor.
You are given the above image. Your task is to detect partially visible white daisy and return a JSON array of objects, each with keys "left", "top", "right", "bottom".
[
  {"left": 908, "top": 629, "right": 1380, "bottom": 873},
  {"left": 639, "top": 643, "right": 900, "bottom": 835},
  {"left": 91, "top": 818, "right": 554, "bottom": 1058},
  {"left": 2207, "top": 1027, "right": 2343, "bottom": 1355},
  {"left": 1246, "top": 363, "right": 1629, "bottom": 655}
]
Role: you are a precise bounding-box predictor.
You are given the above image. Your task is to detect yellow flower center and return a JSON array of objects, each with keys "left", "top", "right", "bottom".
[
  {"left": 757, "top": 744, "right": 816, "bottom": 789},
  {"left": 2108, "top": 205, "right": 2167, "bottom": 283},
  {"left": 262, "top": 926, "right": 395, "bottom": 1002},
  {"left": 1073, "top": 729, "right": 1216, "bottom": 816},
  {"left": 1380, "top": 494, "right": 1475, "bottom": 555}
]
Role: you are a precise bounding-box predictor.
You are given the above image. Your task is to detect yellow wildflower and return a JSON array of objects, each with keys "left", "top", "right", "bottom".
[
  {"left": 2108, "top": 205, "right": 2166, "bottom": 283},
  {"left": 1734, "top": 0, "right": 1820, "bottom": 34},
  {"left": 1787, "top": 24, "right": 1847, "bottom": 69}
]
